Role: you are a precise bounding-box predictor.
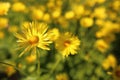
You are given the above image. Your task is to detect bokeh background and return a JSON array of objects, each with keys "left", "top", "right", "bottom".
[{"left": 0, "top": 0, "right": 120, "bottom": 80}]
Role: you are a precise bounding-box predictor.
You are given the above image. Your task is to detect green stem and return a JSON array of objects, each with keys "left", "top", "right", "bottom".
[
  {"left": 50, "top": 56, "right": 62, "bottom": 75},
  {"left": 75, "top": 19, "right": 80, "bottom": 36},
  {"left": 37, "top": 49, "right": 41, "bottom": 79}
]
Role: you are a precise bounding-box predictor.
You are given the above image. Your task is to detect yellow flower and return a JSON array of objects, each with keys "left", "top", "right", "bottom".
[
  {"left": 95, "top": 19, "right": 104, "bottom": 27},
  {"left": 94, "top": 39, "right": 109, "bottom": 53},
  {"left": 102, "top": 54, "right": 117, "bottom": 70},
  {"left": 73, "top": 5, "right": 84, "bottom": 18},
  {"left": 96, "top": 21, "right": 120, "bottom": 38},
  {"left": 0, "top": 17, "right": 8, "bottom": 29},
  {"left": 5, "top": 66, "right": 16, "bottom": 76},
  {"left": 52, "top": 10, "right": 61, "bottom": 19},
  {"left": 102, "top": 59, "right": 110, "bottom": 70},
  {"left": 113, "top": 65, "right": 120, "bottom": 80},
  {"left": 43, "top": 13, "right": 51, "bottom": 23},
  {"left": 55, "top": 32, "right": 80, "bottom": 57},
  {"left": 12, "top": 2, "right": 26, "bottom": 12},
  {"left": 93, "top": 7, "right": 107, "bottom": 19},
  {"left": 15, "top": 22, "right": 52, "bottom": 57},
  {"left": 0, "top": 31, "right": 4, "bottom": 39},
  {"left": 86, "top": 0, "right": 96, "bottom": 7},
  {"left": 26, "top": 54, "right": 36, "bottom": 63},
  {"left": 48, "top": 28, "right": 60, "bottom": 41},
  {"left": 80, "top": 17, "right": 94, "bottom": 27},
  {"left": 95, "top": 0, "right": 106, "bottom": 4},
  {"left": 56, "top": 73, "right": 69, "bottom": 80},
  {"left": 31, "top": 8, "right": 44, "bottom": 20},
  {"left": 0, "top": 2, "right": 10, "bottom": 15},
  {"left": 64, "top": 11, "right": 75, "bottom": 19},
  {"left": 108, "top": 54, "right": 117, "bottom": 68},
  {"left": 57, "top": 17, "right": 69, "bottom": 28},
  {"left": 112, "top": 0, "right": 120, "bottom": 11}
]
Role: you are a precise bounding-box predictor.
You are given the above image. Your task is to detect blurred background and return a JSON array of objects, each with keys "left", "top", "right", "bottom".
[{"left": 0, "top": 0, "right": 120, "bottom": 80}]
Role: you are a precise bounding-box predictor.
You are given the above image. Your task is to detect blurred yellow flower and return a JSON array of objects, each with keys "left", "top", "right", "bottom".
[
  {"left": 80, "top": 17, "right": 94, "bottom": 27},
  {"left": 0, "top": 31, "right": 5, "bottom": 39},
  {"left": 93, "top": 7, "right": 107, "bottom": 19},
  {"left": 102, "top": 54, "right": 117, "bottom": 70},
  {"left": 64, "top": 11, "right": 75, "bottom": 19},
  {"left": 96, "top": 21, "right": 120, "bottom": 38},
  {"left": 57, "top": 17, "right": 69, "bottom": 28},
  {"left": 108, "top": 11, "right": 117, "bottom": 20},
  {"left": 0, "top": 2, "right": 10, "bottom": 15},
  {"left": 26, "top": 54, "right": 36, "bottom": 63},
  {"left": 95, "top": 0, "right": 105, "bottom": 4},
  {"left": 112, "top": 0, "right": 120, "bottom": 11},
  {"left": 95, "top": 39, "right": 109, "bottom": 53},
  {"left": 56, "top": 73, "right": 69, "bottom": 80},
  {"left": 95, "top": 19, "right": 104, "bottom": 27},
  {"left": 108, "top": 54, "right": 117, "bottom": 68},
  {"left": 31, "top": 8, "right": 44, "bottom": 20},
  {"left": 102, "top": 59, "right": 110, "bottom": 70},
  {"left": 12, "top": 2, "right": 26, "bottom": 12},
  {"left": 73, "top": 5, "right": 84, "bottom": 18},
  {"left": 55, "top": 32, "right": 80, "bottom": 57},
  {"left": 96, "top": 30, "right": 108, "bottom": 38},
  {"left": 86, "top": 0, "right": 96, "bottom": 7},
  {"left": 15, "top": 22, "right": 52, "bottom": 57},
  {"left": 52, "top": 10, "right": 61, "bottom": 19},
  {"left": 5, "top": 66, "right": 16, "bottom": 76},
  {"left": 103, "top": 22, "right": 120, "bottom": 33},
  {"left": 43, "top": 13, "right": 51, "bottom": 23},
  {"left": 0, "top": 17, "right": 8, "bottom": 29},
  {"left": 48, "top": 28, "right": 60, "bottom": 41}
]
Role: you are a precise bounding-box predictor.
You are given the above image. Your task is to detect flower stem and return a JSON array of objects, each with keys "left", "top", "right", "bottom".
[
  {"left": 37, "top": 49, "right": 41, "bottom": 79},
  {"left": 50, "top": 56, "right": 62, "bottom": 74}
]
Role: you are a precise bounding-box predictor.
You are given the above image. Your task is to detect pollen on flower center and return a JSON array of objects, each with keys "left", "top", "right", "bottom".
[
  {"left": 29, "top": 36, "right": 39, "bottom": 45},
  {"left": 64, "top": 40, "right": 71, "bottom": 47},
  {"left": 115, "top": 70, "right": 120, "bottom": 77}
]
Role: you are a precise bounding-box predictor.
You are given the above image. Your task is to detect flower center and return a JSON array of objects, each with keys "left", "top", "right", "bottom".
[
  {"left": 29, "top": 36, "right": 39, "bottom": 45},
  {"left": 115, "top": 70, "right": 120, "bottom": 77},
  {"left": 64, "top": 40, "right": 71, "bottom": 47}
]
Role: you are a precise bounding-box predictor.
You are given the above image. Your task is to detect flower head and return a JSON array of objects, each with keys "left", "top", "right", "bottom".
[
  {"left": 102, "top": 54, "right": 117, "bottom": 70},
  {"left": 55, "top": 32, "right": 80, "bottom": 57},
  {"left": 0, "top": 2, "right": 10, "bottom": 15},
  {"left": 56, "top": 73, "right": 69, "bottom": 80},
  {"left": 15, "top": 22, "right": 52, "bottom": 57},
  {"left": 12, "top": 2, "right": 26, "bottom": 12},
  {"left": 80, "top": 17, "right": 94, "bottom": 27},
  {"left": 94, "top": 39, "right": 109, "bottom": 53}
]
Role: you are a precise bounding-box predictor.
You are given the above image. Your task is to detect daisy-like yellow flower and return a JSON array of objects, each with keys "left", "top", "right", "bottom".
[
  {"left": 55, "top": 32, "right": 80, "bottom": 57},
  {"left": 15, "top": 22, "right": 52, "bottom": 57}
]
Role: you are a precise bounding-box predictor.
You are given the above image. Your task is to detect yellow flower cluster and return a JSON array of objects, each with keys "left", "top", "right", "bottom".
[
  {"left": 0, "top": 0, "right": 119, "bottom": 79},
  {"left": 15, "top": 22, "right": 80, "bottom": 57},
  {"left": 102, "top": 54, "right": 117, "bottom": 70}
]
